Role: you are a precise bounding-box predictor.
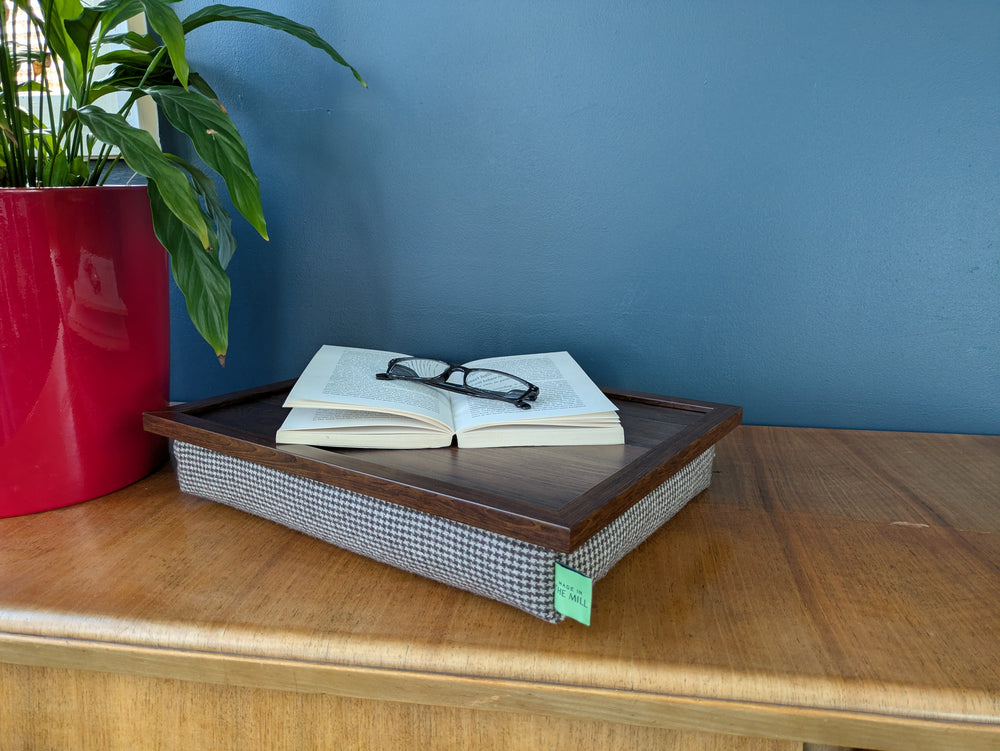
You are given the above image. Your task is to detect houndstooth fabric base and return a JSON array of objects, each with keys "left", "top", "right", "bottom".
[{"left": 172, "top": 442, "right": 715, "bottom": 622}]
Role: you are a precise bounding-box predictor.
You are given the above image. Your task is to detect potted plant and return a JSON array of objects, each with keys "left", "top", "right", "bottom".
[{"left": 0, "top": 0, "right": 364, "bottom": 515}]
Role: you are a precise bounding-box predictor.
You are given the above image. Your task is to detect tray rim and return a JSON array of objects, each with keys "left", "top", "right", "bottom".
[{"left": 144, "top": 381, "right": 742, "bottom": 552}]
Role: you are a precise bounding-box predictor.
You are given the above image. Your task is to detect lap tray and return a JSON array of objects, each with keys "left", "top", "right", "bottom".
[{"left": 145, "top": 382, "right": 741, "bottom": 623}]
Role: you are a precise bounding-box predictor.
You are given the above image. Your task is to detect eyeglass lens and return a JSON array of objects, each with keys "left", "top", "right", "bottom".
[
  {"left": 463, "top": 369, "right": 529, "bottom": 396},
  {"left": 388, "top": 358, "right": 452, "bottom": 379},
  {"left": 389, "top": 359, "right": 530, "bottom": 397}
]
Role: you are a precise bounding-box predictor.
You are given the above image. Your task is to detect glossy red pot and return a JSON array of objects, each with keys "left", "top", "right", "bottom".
[{"left": 0, "top": 186, "right": 169, "bottom": 516}]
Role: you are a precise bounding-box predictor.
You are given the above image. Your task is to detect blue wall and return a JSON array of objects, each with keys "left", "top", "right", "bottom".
[{"left": 168, "top": 1, "right": 999, "bottom": 434}]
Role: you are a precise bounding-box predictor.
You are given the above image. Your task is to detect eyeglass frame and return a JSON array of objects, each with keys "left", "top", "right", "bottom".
[{"left": 375, "top": 356, "right": 540, "bottom": 409}]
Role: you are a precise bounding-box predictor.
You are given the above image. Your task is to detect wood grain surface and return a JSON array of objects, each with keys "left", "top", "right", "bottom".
[{"left": 1, "top": 425, "right": 998, "bottom": 750}]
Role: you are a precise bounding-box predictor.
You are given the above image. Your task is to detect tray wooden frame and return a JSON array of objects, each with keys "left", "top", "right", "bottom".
[{"left": 144, "top": 382, "right": 741, "bottom": 553}]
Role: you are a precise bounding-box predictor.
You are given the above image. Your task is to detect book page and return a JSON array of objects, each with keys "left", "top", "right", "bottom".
[
  {"left": 278, "top": 407, "right": 448, "bottom": 433},
  {"left": 276, "top": 407, "right": 454, "bottom": 449},
  {"left": 282, "top": 345, "right": 455, "bottom": 431},
  {"left": 450, "top": 351, "right": 619, "bottom": 432}
]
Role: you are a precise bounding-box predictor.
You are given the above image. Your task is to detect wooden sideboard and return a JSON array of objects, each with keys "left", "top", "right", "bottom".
[{"left": 1, "top": 425, "right": 998, "bottom": 750}]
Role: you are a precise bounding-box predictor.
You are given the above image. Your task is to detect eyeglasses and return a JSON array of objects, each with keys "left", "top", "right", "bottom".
[{"left": 376, "top": 357, "right": 540, "bottom": 409}]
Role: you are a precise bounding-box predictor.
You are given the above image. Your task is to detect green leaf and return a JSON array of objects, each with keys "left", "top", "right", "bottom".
[
  {"left": 24, "top": 0, "right": 86, "bottom": 101},
  {"left": 184, "top": 72, "right": 221, "bottom": 102},
  {"left": 95, "top": 48, "right": 157, "bottom": 68},
  {"left": 63, "top": 11, "right": 104, "bottom": 86},
  {"left": 69, "top": 154, "right": 88, "bottom": 182},
  {"left": 168, "top": 154, "right": 238, "bottom": 269},
  {"left": 138, "top": 0, "right": 189, "bottom": 88},
  {"left": 82, "top": 83, "right": 126, "bottom": 104},
  {"left": 181, "top": 4, "right": 366, "bottom": 87},
  {"left": 148, "top": 180, "right": 230, "bottom": 362},
  {"left": 102, "top": 30, "right": 158, "bottom": 52},
  {"left": 74, "top": 105, "right": 210, "bottom": 247},
  {"left": 94, "top": 54, "right": 176, "bottom": 91},
  {"left": 92, "top": 0, "right": 144, "bottom": 34},
  {"left": 148, "top": 85, "right": 267, "bottom": 239}
]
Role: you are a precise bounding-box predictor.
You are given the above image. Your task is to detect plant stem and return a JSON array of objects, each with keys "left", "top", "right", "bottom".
[{"left": 0, "top": 4, "right": 26, "bottom": 185}]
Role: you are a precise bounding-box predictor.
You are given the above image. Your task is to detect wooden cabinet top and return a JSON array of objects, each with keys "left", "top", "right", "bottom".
[{"left": 1, "top": 425, "right": 998, "bottom": 749}]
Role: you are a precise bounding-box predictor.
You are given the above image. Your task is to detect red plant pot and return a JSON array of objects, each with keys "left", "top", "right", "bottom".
[{"left": 0, "top": 186, "right": 169, "bottom": 516}]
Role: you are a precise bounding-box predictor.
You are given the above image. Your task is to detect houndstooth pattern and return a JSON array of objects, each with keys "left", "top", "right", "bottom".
[
  {"left": 564, "top": 447, "right": 715, "bottom": 579},
  {"left": 172, "top": 442, "right": 714, "bottom": 622}
]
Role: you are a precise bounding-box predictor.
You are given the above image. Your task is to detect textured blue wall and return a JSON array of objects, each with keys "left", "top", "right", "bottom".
[{"left": 167, "top": 1, "right": 999, "bottom": 434}]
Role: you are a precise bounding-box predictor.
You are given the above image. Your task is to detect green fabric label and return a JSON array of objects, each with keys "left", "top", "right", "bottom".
[{"left": 554, "top": 563, "right": 592, "bottom": 626}]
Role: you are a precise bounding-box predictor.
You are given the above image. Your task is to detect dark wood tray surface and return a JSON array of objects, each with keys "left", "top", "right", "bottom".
[{"left": 144, "top": 382, "right": 741, "bottom": 552}]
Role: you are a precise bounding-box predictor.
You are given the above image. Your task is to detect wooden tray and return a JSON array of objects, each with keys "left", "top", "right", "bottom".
[{"left": 144, "top": 382, "right": 741, "bottom": 553}]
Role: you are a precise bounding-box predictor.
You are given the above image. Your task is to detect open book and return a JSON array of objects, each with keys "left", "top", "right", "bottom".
[{"left": 276, "top": 345, "right": 624, "bottom": 449}]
